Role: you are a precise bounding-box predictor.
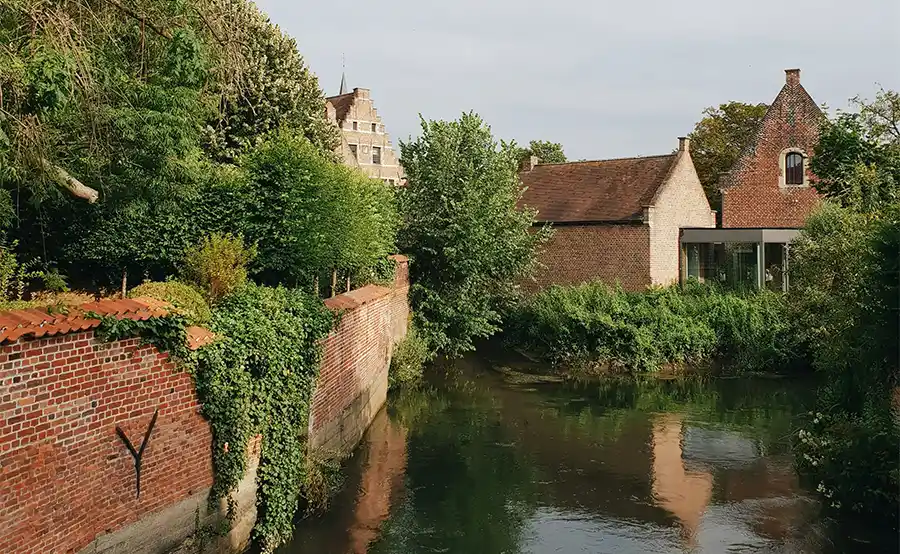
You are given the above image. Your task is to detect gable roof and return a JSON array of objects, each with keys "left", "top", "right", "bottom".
[
  {"left": 719, "top": 75, "right": 824, "bottom": 191},
  {"left": 518, "top": 154, "right": 678, "bottom": 223},
  {"left": 326, "top": 92, "right": 354, "bottom": 124}
]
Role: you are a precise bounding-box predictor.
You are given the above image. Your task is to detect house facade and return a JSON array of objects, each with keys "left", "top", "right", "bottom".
[
  {"left": 325, "top": 81, "right": 404, "bottom": 185},
  {"left": 681, "top": 69, "right": 825, "bottom": 291},
  {"left": 519, "top": 138, "right": 715, "bottom": 292},
  {"left": 719, "top": 69, "right": 823, "bottom": 227}
]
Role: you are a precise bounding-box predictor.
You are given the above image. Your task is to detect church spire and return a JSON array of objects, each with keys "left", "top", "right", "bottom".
[{"left": 339, "top": 54, "right": 347, "bottom": 95}]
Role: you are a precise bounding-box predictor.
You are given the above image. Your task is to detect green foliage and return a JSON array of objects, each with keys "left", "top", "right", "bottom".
[
  {"left": 128, "top": 280, "right": 211, "bottom": 324},
  {"left": 200, "top": 0, "right": 339, "bottom": 161},
  {"left": 399, "top": 112, "right": 551, "bottom": 357},
  {"left": 389, "top": 323, "right": 431, "bottom": 390},
  {"left": 94, "top": 312, "right": 192, "bottom": 362},
  {"left": 190, "top": 283, "right": 334, "bottom": 552},
  {"left": 789, "top": 201, "right": 900, "bottom": 527},
  {"left": 240, "top": 132, "right": 397, "bottom": 287},
  {"left": 0, "top": 241, "right": 68, "bottom": 301},
  {"left": 516, "top": 139, "right": 567, "bottom": 165},
  {"left": 506, "top": 282, "right": 799, "bottom": 374},
  {"left": 811, "top": 92, "right": 900, "bottom": 212},
  {"left": 1, "top": 0, "right": 339, "bottom": 289},
  {"left": 183, "top": 233, "right": 255, "bottom": 304},
  {"left": 688, "top": 101, "right": 768, "bottom": 209}
]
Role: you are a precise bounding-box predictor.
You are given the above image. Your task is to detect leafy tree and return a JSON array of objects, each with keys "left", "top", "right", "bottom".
[
  {"left": 399, "top": 112, "right": 551, "bottom": 357},
  {"left": 687, "top": 102, "right": 768, "bottom": 208},
  {"left": 239, "top": 132, "right": 396, "bottom": 288},
  {"left": 811, "top": 90, "right": 900, "bottom": 211},
  {"left": 516, "top": 139, "right": 567, "bottom": 166}
]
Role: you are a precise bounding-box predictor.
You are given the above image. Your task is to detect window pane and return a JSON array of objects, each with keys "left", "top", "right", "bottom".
[
  {"left": 371, "top": 123, "right": 377, "bottom": 132},
  {"left": 372, "top": 147, "right": 381, "bottom": 165},
  {"left": 352, "top": 121, "right": 357, "bottom": 130},
  {"left": 786, "top": 153, "right": 803, "bottom": 184}
]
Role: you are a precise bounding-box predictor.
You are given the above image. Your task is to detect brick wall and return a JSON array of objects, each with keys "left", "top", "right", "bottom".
[
  {"left": 0, "top": 333, "right": 213, "bottom": 554},
  {"left": 720, "top": 70, "right": 823, "bottom": 228},
  {"left": 648, "top": 144, "right": 716, "bottom": 285},
  {"left": 525, "top": 225, "right": 651, "bottom": 292},
  {"left": 308, "top": 255, "right": 410, "bottom": 456}
]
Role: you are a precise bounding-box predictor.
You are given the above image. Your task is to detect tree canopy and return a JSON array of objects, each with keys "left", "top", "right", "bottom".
[
  {"left": 811, "top": 89, "right": 900, "bottom": 211},
  {"left": 516, "top": 139, "right": 567, "bottom": 166},
  {"left": 687, "top": 102, "right": 768, "bottom": 208},
  {"left": 399, "top": 113, "right": 551, "bottom": 357}
]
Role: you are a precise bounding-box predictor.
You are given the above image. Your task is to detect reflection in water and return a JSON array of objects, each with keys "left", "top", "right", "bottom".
[
  {"left": 651, "top": 413, "right": 713, "bottom": 548},
  {"left": 278, "top": 354, "right": 897, "bottom": 554}
]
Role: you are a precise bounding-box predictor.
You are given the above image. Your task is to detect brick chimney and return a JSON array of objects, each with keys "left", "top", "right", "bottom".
[
  {"left": 678, "top": 137, "right": 690, "bottom": 152},
  {"left": 785, "top": 68, "right": 800, "bottom": 86}
]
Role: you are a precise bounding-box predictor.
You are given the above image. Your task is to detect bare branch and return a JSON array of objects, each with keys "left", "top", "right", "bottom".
[{"left": 105, "top": 0, "right": 171, "bottom": 39}]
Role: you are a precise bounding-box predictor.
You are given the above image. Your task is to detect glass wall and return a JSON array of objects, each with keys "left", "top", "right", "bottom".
[{"left": 683, "top": 243, "right": 760, "bottom": 290}]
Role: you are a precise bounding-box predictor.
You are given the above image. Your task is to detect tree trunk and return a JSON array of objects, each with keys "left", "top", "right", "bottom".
[
  {"left": 121, "top": 268, "right": 127, "bottom": 299},
  {"left": 40, "top": 159, "right": 99, "bottom": 203},
  {"left": 331, "top": 269, "right": 337, "bottom": 298}
]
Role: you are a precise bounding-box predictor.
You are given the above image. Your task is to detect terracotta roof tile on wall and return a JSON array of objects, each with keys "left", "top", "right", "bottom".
[
  {"left": 326, "top": 93, "right": 355, "bottom": 124},
  {"left": 518, "top": 155, "right": 677, "bottom": 223},
  {"left": 0, "top": 297, "right": 213, "bottom": 350}
]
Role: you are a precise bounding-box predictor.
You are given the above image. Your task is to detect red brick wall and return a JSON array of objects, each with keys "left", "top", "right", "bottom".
[
  {"left": 720, "top": 72, "right": 823, "bottom": 228},
  {"left": 309, "top": 256, "right": 410, "bottom": 454},
  {"left": 525, "top": 224, "right": 651, "bottom": 293},
  {"left": 0, "top": 333, "right": 213, "bottom": 554}
]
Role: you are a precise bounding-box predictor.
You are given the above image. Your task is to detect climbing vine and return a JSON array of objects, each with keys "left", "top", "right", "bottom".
[{"left": 96, "top": 282, "right": 336, "bottom": 552}]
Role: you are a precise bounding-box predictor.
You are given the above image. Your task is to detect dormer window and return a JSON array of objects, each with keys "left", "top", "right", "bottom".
[{"left": 785, "top": 152, "right": 804, "bottom": 185}]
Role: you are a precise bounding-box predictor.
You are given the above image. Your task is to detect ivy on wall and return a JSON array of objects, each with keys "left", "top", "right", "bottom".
[{"left": 96, "top": 283, "right": 336, "bottom": 552}]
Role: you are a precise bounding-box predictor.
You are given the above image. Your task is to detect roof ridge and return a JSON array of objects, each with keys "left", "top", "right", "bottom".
[{"left": 533, "top": 153, "right": 675, "bottom": 167}]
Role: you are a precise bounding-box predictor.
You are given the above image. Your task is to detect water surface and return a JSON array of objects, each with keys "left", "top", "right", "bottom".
[{"left": 279, "top": 354, "right": 896, "bottom": 554}]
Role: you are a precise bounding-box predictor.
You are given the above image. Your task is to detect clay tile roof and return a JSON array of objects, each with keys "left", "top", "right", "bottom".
[
  {"left": 326, "top": 92, "right": 355, "bottom": 124},
  {"left": 0, "top": 297, "right": 205, "bottom": 347},
  {"left": 186, "top": 326, "right": 217, "bottom": 350},
  {"left": 323, "top": 284, "right": 392, "bottom": 312},
  {"left": 518, "top": 154, "right": 677, "bottom": 223}
]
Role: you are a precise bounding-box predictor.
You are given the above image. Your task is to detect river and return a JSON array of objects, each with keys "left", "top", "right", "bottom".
[{"left": 277, "top": 353, "right": 896, "bottom": 554}]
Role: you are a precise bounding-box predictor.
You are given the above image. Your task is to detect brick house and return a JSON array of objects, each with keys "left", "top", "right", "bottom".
[
  {"left": 519, "top": 137, "right": 715, "bottom": 292},
  {"left": 719, "top": 68, "right": 824, "bottom": 227},
  {"left": 680, "top": 69, "right": 825, "bottom": 291},
  {"left": 326, "top": 76, "right": 404, "bottom": 185}
]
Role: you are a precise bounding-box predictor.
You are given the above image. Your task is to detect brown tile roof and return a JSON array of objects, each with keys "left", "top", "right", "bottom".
[
  {"left": 0, "top": 297, "right": 213, "bottom": 350},
  {"left": 518, "top": 154, "right": 677, "bottom": 223},
  {"left": 323, "top": 284, "right": 392, "bottom": 312},
  {"left": 326, "top": 92, "right": 355, "bottom": 124}
]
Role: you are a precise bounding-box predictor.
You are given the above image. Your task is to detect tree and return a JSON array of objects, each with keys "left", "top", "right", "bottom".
[
  {"left": 687, "top": 102, "right": 768, "bottom": 208},
  {"left": 399, "top": 113, "right": 551, "bottom": 357},
  {"left": 811, "top": 90, "right": 900, "bottom": 212},
  {"left": 516, "top": 140, "right": 566, "bottom": 166}
]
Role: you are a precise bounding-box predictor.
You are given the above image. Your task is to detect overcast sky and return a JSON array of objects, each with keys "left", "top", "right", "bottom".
[{"left": 256, "top": 0, "right": 899, "bottom": 161}]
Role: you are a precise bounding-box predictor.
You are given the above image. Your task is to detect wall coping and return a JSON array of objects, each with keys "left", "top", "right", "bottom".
[{"left": 0, "top": 297, "right": 214, "bottom": 350}]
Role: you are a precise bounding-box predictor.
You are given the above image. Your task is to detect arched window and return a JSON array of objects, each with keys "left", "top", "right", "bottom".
[{"left": 785, "top": 152, "right": 804, "bottom": 185}]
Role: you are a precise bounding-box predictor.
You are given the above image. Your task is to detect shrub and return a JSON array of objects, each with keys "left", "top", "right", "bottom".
[
  {"left": 128, "top": 280, "right": 211, "bottom": 324},
  {"left": 183, "top": 233, "right": 255, "bottom": 304},
  {"left": 506, "top": 281, "right": 798, "bottom": 374},
  {"left": 389, "top": 323, "right": 431, "bottom": 389}
]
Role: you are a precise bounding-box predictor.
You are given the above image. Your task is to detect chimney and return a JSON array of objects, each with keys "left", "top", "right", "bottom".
[
  {"left": 678, "top": 137, "right": 690, "bottom": 152},
  {"left": 527, "top": 155, "right": 539, "bottom": 171},
  {"left": 785, "top": 68, "right": 800, "bottom": 86}
]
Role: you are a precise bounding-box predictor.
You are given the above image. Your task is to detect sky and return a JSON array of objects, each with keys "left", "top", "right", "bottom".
[{"left": 256, "top": 0, "right": 900, "bottom": 161}]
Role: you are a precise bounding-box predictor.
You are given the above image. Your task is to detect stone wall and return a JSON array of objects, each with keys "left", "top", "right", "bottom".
[
  {"left": 309, "top": 255, "right": 410, "bottom": 456},
  {"left": 648, "top": 140, "right": 716, "bottom": 286}
]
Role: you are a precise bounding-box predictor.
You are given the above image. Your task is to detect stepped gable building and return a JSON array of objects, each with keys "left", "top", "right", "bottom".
[
  {"left": 680, "top": 69, "right": 826, "bottom": 291},
  {"left": 326, "top": 74, "right": 404, "bottom": 185},
  {"left": 519, "top": 137, "right": 716, "bottom": 292}
]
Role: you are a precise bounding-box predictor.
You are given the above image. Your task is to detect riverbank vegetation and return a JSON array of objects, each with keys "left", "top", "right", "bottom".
[{"left": 505, "top": 283, "right": 798, "bottom": 375}]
